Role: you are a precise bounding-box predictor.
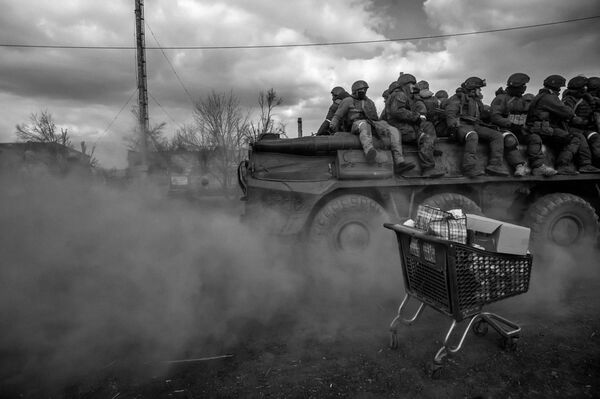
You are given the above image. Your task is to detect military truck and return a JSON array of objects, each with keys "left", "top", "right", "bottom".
[{"left": 237, "top": 133, "right": 600, "bottom": 258}]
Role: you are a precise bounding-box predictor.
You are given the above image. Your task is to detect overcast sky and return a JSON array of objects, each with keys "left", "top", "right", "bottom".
[{"left": 1, "top": 0, "right": 599, "bottom": 167}]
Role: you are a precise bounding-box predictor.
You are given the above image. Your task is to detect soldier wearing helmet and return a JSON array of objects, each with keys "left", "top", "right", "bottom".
[
  {"left": 316, "top": 86, "right": 350, "bottom": 136},
  {"left": 526, "top": 74, "right": 599, "bottom": 174},
  {"left": 490, "top": 73, "right": 557, "bottom": 177},
  {"left": 588, "top": 77, "right": 600, "bottom": 139},
  {"left": 445, "top": 76, "right": 509, "bottom": 177},
  {"left": 330, "top": 80, "right": 415, "bottom": 173},
  {"left": 385, "top": 73, "right": 444, "bottom": 177},
  {"left": 562, "top": 76, "right": 600, "bottom": 169}
]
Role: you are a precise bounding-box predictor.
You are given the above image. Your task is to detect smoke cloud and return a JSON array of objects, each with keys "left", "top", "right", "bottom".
[{"left": 0, "top": 171, "right": 401, "bottom": 395}]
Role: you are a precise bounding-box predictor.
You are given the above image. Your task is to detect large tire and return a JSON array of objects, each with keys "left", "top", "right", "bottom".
[
  {"left": 526, "top": 193, "right": 599, "bottom": 249},
  {"left": 307, "top": 194, "right": 389, "bottom": 260},
  {"left": 420, "top": 193, "right": 482, "bottom": 215}
]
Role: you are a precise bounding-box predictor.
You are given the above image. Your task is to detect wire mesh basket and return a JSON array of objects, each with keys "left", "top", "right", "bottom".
[{"left": 387, "top": 223, "right": 532, "bottom": 321}]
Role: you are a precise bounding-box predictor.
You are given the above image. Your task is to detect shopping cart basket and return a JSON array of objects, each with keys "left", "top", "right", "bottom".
[{"left": 384, "top": 222, "right": 533, "bottom": 375}]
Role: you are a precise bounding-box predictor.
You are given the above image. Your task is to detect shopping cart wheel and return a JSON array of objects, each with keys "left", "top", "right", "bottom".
[
  {"left": 500, "top": 336, "right": 519, "bottom": 351},
  {"left": 389, "top": 331, "right": 399, "bottom": 349},
  {"left": 426, "top": 361, "right": 444, "bottom": 379},
  {"left": 472, "top": 319, "right": 488, "bottom": 336}
]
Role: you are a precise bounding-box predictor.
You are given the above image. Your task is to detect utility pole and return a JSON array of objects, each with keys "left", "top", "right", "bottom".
[{"left": 135, "top": 0, "right": 149, "bottom": 174}]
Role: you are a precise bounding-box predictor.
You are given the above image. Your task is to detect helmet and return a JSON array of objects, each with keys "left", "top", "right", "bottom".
[
  {"left": 507, "top": 73, "right": 530, "bottom": 87},
  {"left": 388, "top": 81, "right": 400, "bottom": 93},
  {"left": 543, "top": 75, "right": 566, "bottom": 90},
  {"left": 351, "top": 80, "right": 369, "bottom": 93},
  {"left": 435, "top": 90, "right": 448, "bottom": 99},
  {"left": 462, "top": 77, "right": 486, "bottom": 90},
  {"left": 417, "top": 80, "right": 429, "bottom": 90},
  {"left": 567, "top": 76, "right": 588, "bottom": 90},
  {"left": 397, "top": 73, "right": 417, "bottom": 86},
  {"left": 588, "top": 77, "right": 600, "bottom": 90},
  {"left": 331, "top": 86, "right": 346, "bottom": 97}
]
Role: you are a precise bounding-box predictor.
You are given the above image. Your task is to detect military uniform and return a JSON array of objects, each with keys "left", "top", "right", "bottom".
[
  {"left": 446, "top": 77, "right": 508, "bottom": 177},
  {"left": 563, "top": 76, "right": 600, "bottom": 167},
  {"left": 527, "top": 75, "right": 598, "bottom": 175},
  {"left": 330, "top": 80, "right": 415, "bottom": 173},
  {"left": 386, "top": 75, "right": 443, "bottom": 177},
  {"left": 490, "top": 73, "right": 555, "bottom": 176},
  {"left": 317, "top": 87, "right": 350, "bottom": 135}
]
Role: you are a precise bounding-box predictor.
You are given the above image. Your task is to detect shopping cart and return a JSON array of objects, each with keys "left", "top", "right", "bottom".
[{"left": 384, "top": 222, "right": 533, "bottom": 375}]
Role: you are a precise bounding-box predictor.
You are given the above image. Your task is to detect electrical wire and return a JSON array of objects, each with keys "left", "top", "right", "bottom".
[
  {"left": 0, "top": 15, "right": 598, "bottom": 50},
  {"left": 145, "top": 22, "right": 196, "bottom": 105},
  {"left": 95, "top": 87, "right": 137, "bottom": 143},
  {"left": 148, "top": 92, "right": 179, "bottom": 127}
]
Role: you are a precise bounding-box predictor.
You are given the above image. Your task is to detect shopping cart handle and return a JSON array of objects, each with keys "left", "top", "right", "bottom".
[{"left": 383, "top": 223, "right": 452, "bottom": 245}]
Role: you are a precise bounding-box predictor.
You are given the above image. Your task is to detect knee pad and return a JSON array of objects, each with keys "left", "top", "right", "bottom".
[
  {"left": 464, "top": 130, "right": 478, "bottom": 143},
  {"left": 503, "top": 132, "right": 519, "bottom": 150},
  {"left": 587, "top": 131, "right": 599, "bottom": 142}
]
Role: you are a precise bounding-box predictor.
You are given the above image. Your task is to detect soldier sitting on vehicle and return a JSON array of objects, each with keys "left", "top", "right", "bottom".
[
  {"left": 490, "top": 73, "right": 557, "bottom": 177},
  {"left": 330, "top": 80, "right": 416, "bottom": 174},
  {"left": 316, "top": 86, "right": 351, "bottom": 136},
  {"left": 386, "top": 74, "right": 445, "bottom": 178},
  {"left": 446, "top": 77, "right": 511, "bottom": 177},
  {"left": 527, "top": 74, "right": 600, "bottom": 175},
  {"left": 562, "top": 76, "right": 600, "bottom": 167}
]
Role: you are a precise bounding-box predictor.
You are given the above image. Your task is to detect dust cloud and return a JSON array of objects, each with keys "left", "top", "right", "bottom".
[{"left": 0, "top": 171, "right": 402, "bottom": 394}]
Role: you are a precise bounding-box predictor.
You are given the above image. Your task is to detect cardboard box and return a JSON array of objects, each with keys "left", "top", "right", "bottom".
[{"left": 465, "top": 214, "right": 531, "bottom": 255}]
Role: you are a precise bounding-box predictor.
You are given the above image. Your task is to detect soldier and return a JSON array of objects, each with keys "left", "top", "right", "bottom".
[
  {"left": 316, "top": 86, "right": 350, "bottom": 135},
  {"left": 446, "top": 77, "right": 509, "bottom": 177},
  {"left": 330, "top": 80, "right": 415, "bottom": 173},
  {"left": 380, "top": 88, "right": 390, "bottom": 120},
  {"left": 526, "top": 75, "right": 599, "bottom": 175},
  {"left": 490, "top": 73, "right": 557, "bottom": 177},
  {"left": 435, "top": 90, "right": 449, "bottom": 109},
  {"left": 589, "top": 76, "right": 600, "bottom": 134},
  {"left": 563, "top": 76, "right": 600, "bottom": 167},
  {"left": 386, "top": 74, "right": 445, "bottom": 177}
]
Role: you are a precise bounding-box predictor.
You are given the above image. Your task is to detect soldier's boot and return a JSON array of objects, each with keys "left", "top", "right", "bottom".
[
  {"left": 556, "top": 162, "right": 579, "bottom": 175},
  {"left": 421, "top": 166, "right": 445, "bottom": 178},
  {"left": 579, "top": 164, "right": 600, "bottom": 174},
  {"left": 513, "top": 163, "right": 531, "bottom": 177},
  {"left": 390, "top": 131, "right": 416, "bottom": 173},
  {"left": 462, "top": 152, "right": 483, "bottom": 177},
  {"left": 531, "top": 164, "right": 558, "bottom": 177},
  {"left": 485, "top": 162, "right": 510, "bottom": 177}
]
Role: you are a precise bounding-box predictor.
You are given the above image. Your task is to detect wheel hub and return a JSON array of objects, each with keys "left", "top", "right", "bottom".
[
  {"left": 550, "top": 214, "right": 582, "bottom": 246},
  {"left": 337, "top": 221, "right": 370, "bottom": 251}
]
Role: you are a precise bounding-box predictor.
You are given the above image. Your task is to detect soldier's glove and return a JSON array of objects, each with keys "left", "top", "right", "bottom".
[{"left": 510, "top": 123, "right": 522, "bottom": 134}]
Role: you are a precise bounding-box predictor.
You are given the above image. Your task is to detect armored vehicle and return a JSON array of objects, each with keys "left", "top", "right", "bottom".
[{"left": 238, "top": 134, "right": 600, "bottom": 258}]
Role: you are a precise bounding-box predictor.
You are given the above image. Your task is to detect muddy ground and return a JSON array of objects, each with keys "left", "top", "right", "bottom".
[{"left": 1, "top": 177, "right": 599, "bottom": 398}]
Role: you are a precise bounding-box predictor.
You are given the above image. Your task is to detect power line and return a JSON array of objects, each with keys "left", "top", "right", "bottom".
[
  {"left": 1, "top": 15, "right": 598, "bottom": 50},
  {"left": 94, "top": 87, "right": 137, "bottom": 144},
  {"left": 145, "top": 22, "right": 196, "bottom": 105}
]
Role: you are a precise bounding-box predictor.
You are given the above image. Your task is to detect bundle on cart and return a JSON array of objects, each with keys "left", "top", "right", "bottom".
[{"left": 384, "top": 205, "right": 533, "bottom": 377}]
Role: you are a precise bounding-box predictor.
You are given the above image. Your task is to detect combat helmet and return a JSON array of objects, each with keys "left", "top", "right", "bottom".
[
  {"left": 507, "top": 73, "right": 530, "bottom": 87},
  {"left": 351, "top": 80, "right": 369, "bottom": 93},
  {"left": 567, "top": 76, "right": 588, "bottom": 90},
  {"left": 397, "top": 73, "right": 417, "bottom": 86},
  {"left": 331, "top": 86, "right": 346, "bottom": 97},
  {"left": 462, "top": 77, "right": 486, "bottom": 90},
  {"left": 543, "top": 75, "right": 566, "bottom": 90}
]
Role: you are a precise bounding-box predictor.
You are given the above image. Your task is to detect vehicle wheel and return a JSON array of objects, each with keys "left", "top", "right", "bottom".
[
  {"left": 526, "top": 193, "right": 599, "bottom": 249},
  {"left": 420, "top": 193, "right": 482, "bottom": 215},
  {"left": 307, "top": 194, "right": 389, "bottom": 262}
]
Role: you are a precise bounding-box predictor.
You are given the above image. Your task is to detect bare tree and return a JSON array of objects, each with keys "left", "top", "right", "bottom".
[
  {"left": 193, "top": 90, "right": 250, "bottom": 195},
  {"left": 170, "top": 123, "right": 210, "bottom": 151},
  {"left": 248, "top": 88, "right": 286, "bottom": 142},
  {"left": 15, "top": 110, "right": 71, "bottom": 146},
  {"left": 124, "top": 106, "right": 169, "bottom": 152}
]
